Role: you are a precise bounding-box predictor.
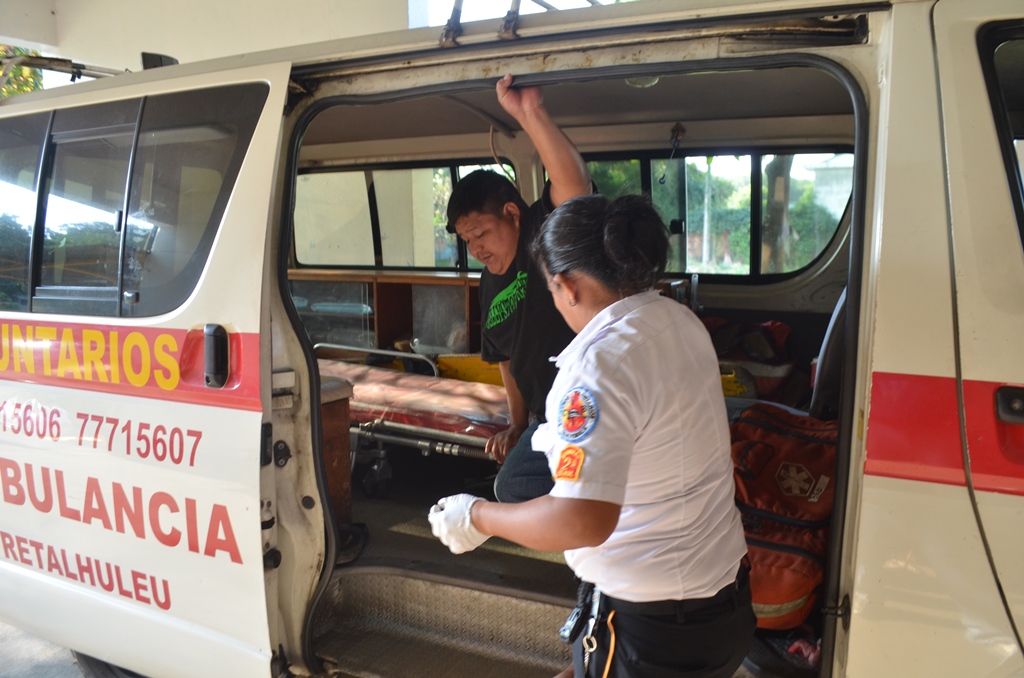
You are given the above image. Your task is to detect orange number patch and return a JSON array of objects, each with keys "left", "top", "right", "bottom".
[{"left": 555, "top": 445, "right": 585, "bottom": 481}]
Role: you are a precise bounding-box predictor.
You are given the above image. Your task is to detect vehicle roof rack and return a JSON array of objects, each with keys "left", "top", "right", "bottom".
[
  {"left": 440, "top": 0, "right": 604, "bottom": 47},
  {"left": 0, "top": 54, "right": 125, "bottom": 93}
]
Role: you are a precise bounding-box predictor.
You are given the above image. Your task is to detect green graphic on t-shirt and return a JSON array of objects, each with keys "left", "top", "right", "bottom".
[{"left": 487, "top": 271, "right": 527, "bottom": 329}]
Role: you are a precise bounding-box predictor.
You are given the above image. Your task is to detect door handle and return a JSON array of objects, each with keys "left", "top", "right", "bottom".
[
  {"left": 995, "top": 386, "right": 1024, "bottom": 425},
  {"left": 204, "top": 324, "right": 229, "bottom": 388}
]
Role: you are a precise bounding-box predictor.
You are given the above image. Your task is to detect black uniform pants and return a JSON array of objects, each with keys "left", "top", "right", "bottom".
[{"left": 572, "top": 565, "right": 755, "bottom": 678}]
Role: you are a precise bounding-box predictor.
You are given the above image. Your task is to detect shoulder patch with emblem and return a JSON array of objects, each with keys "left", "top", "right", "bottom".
[
  {"left": 558, "top": 387, "right": 599, "bottom": 442},
  {"left": 554, "top": 445, "right": 585, "bottom": 481}
]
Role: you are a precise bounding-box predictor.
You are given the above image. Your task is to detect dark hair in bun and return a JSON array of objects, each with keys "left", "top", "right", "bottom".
[{"left": 533, "top": 194, "right": 668, "bottom": 296}]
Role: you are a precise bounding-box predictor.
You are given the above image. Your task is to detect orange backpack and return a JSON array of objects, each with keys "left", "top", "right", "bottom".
[{"left": 729, "top": 403, "right": 839, "bottom": 630}]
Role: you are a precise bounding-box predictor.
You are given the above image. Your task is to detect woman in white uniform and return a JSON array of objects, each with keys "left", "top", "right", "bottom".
[{"left": 429, "top": 194, "right": 755, "bottom": 677}]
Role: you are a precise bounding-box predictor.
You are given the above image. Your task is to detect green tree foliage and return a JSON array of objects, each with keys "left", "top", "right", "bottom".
[
  {"left": 0, "top": 214, "right": 31, "bottom": 309},
  {"left": 785, "top": 180, "right": 838, "bottom": 271},
  {"left": 433, "top": 167, "right": 456, "bottom": 266},
  {"left": 684, "top": 160, "right": 750, "bottom": 273},
  {"left": 588, "top": 159, "right": 641, "bottom": 199},
  {"left": 1, "top": 46, "right": 43, "bottom": 98},
  {"left": 588, "top": 155, "right": 843, "bottom": 275}
]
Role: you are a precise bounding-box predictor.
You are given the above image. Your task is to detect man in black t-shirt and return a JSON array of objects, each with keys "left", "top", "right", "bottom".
[{"left": 446, "top": 74, "right": 590, "bottom": 502}]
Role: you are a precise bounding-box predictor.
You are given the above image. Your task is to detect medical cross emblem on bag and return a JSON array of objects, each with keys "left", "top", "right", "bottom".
[{"left": 776, "top": 462, "right": 813, "bottom": 496}]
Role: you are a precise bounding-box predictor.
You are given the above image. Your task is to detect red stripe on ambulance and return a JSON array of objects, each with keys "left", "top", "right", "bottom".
[
  {"left": 0, "top": 319, "right": 260, "bottom": 411},
  {"left": 864, "top": 371, "right": 965, "bottom": 485},
  {"left": 865, "top": 371, "right": 1024, "bottom": 496}
]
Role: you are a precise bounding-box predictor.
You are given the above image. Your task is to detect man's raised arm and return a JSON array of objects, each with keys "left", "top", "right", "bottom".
[{"left": 496, "top": 74, "right": 591, "bottom": 208}]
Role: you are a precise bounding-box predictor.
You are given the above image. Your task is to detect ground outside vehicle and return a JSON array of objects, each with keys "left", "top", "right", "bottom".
[{"left": 1, "top": 0, "right": 1023, "bottom": 676}]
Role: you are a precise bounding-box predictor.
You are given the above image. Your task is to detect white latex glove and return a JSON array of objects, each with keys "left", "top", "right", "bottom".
[{"left": 428, "top": 493, "right": 489, "bottom": 554}]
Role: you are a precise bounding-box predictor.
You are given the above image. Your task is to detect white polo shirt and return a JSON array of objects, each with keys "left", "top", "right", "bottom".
[{"left": 532, "top": 290, "right": 747, "bottom": 603}]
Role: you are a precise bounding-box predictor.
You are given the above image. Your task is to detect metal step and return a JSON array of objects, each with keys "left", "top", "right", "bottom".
[{"left": 311, "top": 566, "right": 573, "bottom": 678}]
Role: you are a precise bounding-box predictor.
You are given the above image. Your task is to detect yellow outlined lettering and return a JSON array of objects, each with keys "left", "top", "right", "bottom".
[
  {"left": 12, "top": 325, "right": 34, "bottom": 374},
  {"left": 57, "top": 329, "right": 82, "bottom": 379},
  {"left": 122, "top": 332, "right": 151, "bottom": 388},
  {"left": 35, "top": 326, "right": 57, "bottom": 376},
  {"left": 153, "top": 334, "right": 180, "bottom": 391},
  {"left": 82, "top": 330, "right": 109, "bottom": 383}
]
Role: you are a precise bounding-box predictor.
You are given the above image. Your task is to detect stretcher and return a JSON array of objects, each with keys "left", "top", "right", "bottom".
[{"left": 316, "top": 359, "right": 508, "bottom": 493}]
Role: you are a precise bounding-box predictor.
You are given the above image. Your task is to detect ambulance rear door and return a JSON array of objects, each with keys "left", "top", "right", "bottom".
[
  {"left": 935, "top": 0, "right": 1024, "bottom": 649},
  {"left": 0, "top": 61, "right": 291, "bottom": 677}
]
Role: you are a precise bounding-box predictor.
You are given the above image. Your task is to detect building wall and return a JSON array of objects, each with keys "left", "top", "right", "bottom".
[{"left": 1, "top": 0, "right": 410, "bottom": 72}]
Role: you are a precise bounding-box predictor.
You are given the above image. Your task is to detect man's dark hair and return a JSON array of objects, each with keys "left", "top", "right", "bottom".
[{"left": 446, "top": 170, "right": 528, "bottom": 233}]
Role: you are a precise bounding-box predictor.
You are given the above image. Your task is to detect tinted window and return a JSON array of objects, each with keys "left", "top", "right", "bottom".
[
  {"left": 588, "top": 159, "right": 642, "bottom": 200},
  {"left": 0, "top": 113, "right": 47, "bottom": 311},
  {"left": 295, "top": 171, "right": 374, "bottom": 266},
  {"left": 122, "top": 84, "right": 268, "bottom": 316},
  {"left": 294, "top": 162, "right": 512, "bottom": 270},
  {"left": 762, "top": 153, "right": 852, "bottom": 274},
  {"left": 588, "top": 150, "right": 853, "bottom": 278},
  {"left": 982, "top": 28, "right": 1024, "bottom": 247},
  {"left": 12, "top": 83, "right": 268, "bottom": 317},
  {"left": 682, "top": 154, "right": 752, "bottom": 275},
  {"left": 37, "top": 123, "right": 136, "bottom": 315},
  {"left": 289, "top": 279, "right": 375, "bottom": 348}
]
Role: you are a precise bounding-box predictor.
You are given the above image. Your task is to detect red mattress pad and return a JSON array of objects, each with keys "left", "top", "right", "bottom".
[{"left": 317, "top": 360, "right": 510, "bottom": 440}]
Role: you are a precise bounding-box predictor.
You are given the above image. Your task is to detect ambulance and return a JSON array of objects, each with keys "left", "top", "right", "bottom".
[{"left": 0, "top": 0, "right": 1021, "bottom": 676}]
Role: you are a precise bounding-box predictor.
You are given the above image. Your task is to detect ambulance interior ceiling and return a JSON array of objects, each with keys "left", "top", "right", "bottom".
[{"left": 300, "top": 66, "right": 856, "bottom": 157}]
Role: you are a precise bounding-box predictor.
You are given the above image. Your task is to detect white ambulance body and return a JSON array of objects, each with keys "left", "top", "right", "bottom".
[{"left": 0, "top": 0, "right": 1021, "bottom": 676}]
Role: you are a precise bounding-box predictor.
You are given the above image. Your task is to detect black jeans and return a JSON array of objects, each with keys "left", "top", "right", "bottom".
[
  {"left": 492, "top": 420, "right": 554, "bottom": 503},
  {"left": 572, "top": 565, "right": 756, "bottom": 678}
]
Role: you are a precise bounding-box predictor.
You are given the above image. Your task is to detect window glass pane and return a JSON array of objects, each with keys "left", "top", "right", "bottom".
[
  {"left": 651, "top": 157, "right": 687, "bottom": 274},
  {"left": 123, "top": 83, "right": 268, "bottom": 316},
  {"left": 456, "top": 163, "right": 514, "bottom": 270},
  {"left": 38, "top": 133, "right": 133, "bottom": 314},
  {"left": 686, "top": 155, "right": 751, "bottom": 275},
  {"left": 457, "top": 163, "right": 512, "bottom": 181},
  {"left": 989, "top": 37, "right": 1024, "bottom": 244},
  {"left": 0, "top": 113, "right": 47, "bottom": 311},
  {"left": 295, "top": 171, "right": 374, "bottom": 266},
  {"left": 377, "top": 167, "right": 455, "bottom": 267},
  {"left": 761, "top": 153, "right": 852, "bottom": 274},
  {"left": 588, "top": 159, "right": 641, "bottom": 199},
  {"left": 290, "top": 279, "right": 374, "bottom": 348},
  {"left": 433, "top": 167, "right": 457, "bottom": 267},
  {"left": 994, "top": 38, "right": 1024, "bottom": 142}
]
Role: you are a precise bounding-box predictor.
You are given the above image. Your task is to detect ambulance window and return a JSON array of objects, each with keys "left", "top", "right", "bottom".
[
  {"left": 981, "top": 27, "right": 1024, "bottom": 245},
  {"left": 376, "top": 167, "right": 451, "bottom": 268},
  {"left": 295, "top": 171, "right": 375, "bottom": 266},
  {"left": 678, "top": 155, "right": 752, "bottom": 275},
  {"left": 293, "top": 161, "right": 512, "bottom": 269},
  {"left": 588, "top": 150, "right": 852, "bottom": 278},
  {"left": 761, "top": 153, "right": 852, "bottom": 274},
  {"left": 121, "top": 83, "right": 268, "bottom": 316},
  {"left": 0, "top": 113, "right": 47, "bottom": 311},
  {"left": 587, "top": 159, "right": 642, "bottom": 200},
  {"left": 35, "top": 110, "right": 137, "bottom": 315},
  {"left": 28, "top": 84, "right": 267, "bottom": 317}
]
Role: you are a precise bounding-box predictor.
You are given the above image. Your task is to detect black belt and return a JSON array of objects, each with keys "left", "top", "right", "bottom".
[{"left": 600, "top": 562, "right": 749, "bottom": 618}]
